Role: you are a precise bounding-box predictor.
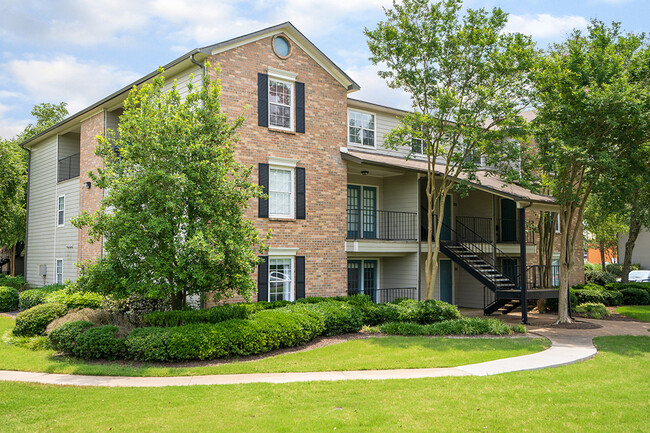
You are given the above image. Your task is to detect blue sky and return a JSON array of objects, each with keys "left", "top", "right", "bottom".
[{"left": 0, "top": 0, "right": 647, "bottom": 139}]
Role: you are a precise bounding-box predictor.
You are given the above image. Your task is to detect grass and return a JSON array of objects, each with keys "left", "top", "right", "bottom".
[
  {"left": 0, "top": 317, "right": 547, "bottom": 376},
  {"left": 0, "top": 335, "right": 647, "bottom": 432},
  {"left": 617, "top": 305, "right": 650, "bottom": 322}
]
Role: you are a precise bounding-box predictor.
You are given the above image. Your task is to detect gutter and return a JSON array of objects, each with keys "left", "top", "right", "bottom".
[{"left": 190, "top": 53, "right": 206, "bottom": 76}]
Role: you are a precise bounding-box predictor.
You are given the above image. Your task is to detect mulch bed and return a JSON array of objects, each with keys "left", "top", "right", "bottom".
[{"left": 548, "top": 320, "right": 602, "bottom": 329}]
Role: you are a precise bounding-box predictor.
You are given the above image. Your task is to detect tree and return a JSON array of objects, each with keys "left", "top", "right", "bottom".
[
  {"left": 532, "top": 21, "right": 650, "bottom": 322},
  {"left": 365, "top": 0, "right": 537, "bottom": 300},
  {"left": 0, "top": 102, "right": 68, "bottom": 276},
  {"left": 72, "top": 66, "right": 266, "bottom": 309},
  {"left": 583, "top": 195, "right": 627, "bottom": 271}
]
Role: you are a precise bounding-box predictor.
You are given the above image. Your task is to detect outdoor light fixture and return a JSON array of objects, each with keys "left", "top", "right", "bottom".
[
  {"left": 83, "top": 181, "right": 91, "bottom": 189},
  {"left": 361, "top": 170, "right": 369, "bottom": 176}
]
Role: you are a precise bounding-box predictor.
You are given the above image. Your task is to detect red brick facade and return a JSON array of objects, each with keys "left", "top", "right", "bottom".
[
  {"left": 207, "top": 34, "right": 349, "bottom": 302},
  {"left": 78, "top": 111, "right": 105, "bottom": 266}
]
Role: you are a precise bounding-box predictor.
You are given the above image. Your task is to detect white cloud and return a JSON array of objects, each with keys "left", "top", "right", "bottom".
[
  {"left": 0, "top": 118, "right": 28, "bottom": 140},
  {"left": 345, "top": 64, "right": 411, "bottom": 111},
  {"left": 2, "top": 55, "right": 140, "bottom": 115},
  {"left": 505, "top": 14, "right": 589, "bottom": 40}
]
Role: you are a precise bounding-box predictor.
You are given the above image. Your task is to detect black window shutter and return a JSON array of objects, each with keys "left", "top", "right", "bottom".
[
  {"left": 258, "top": 163, "right": 269, "bottom": 218},
  {"left": 295, "top": 81, "right": 305, "bottom": 133},
  {"left": 258, "top": 256, "right": 269, "bottom": 302},
  {"left": 296, "top": 167, "right": 306, "bottom": 219},
  {"left": 295, "top": 256, "right": 305, "bottom": 299},
  {"left": 258, "top": 73, "right": 268, "bottom": 127}
]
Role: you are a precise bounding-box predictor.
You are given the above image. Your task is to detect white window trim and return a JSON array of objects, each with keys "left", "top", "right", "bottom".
[
  {"left": 268, "top": 156, "right": 298, "bottom": 168},
  {"left": 267, "top": 67, "right": 297, "bottom": 82},
  {"left": 56, "top": 259, "right": 63, "bottom": 285},
  {"left": 268, "top": 166, "right": 295, "bottom": 219},
  {"left": 268, "top": 77, "right": 294, "bottom": 132},
  {"left": 57, "top": 195, "right": 65, "bottom": 227},
  {"left": 268, "top": 255, "right": 295, "bottom": 302},
  {"left": 268, "top": 247, "right": 299, "bottom": 256},
  {"left": 347, "top": 109, "right": 376, "bottom": 148}
]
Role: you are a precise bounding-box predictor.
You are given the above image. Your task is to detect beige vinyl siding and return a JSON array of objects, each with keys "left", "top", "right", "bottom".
[
  {"left": 54, "top": 177, "right": 79, "bottom": 283},
  {"left": 454, "top": 267, "right": 486, "bottom": 308},
  {"left": 26, "top": 136, "right": 58, "bottom": 286},
  {"left": 383, "top": 172, "right": 418, "bottom": 212},
  {"left": 162, "top": 66, "right": 202, "bottom": 98},
  {"left": 456, "top": 189, "right": 493, "bottom": 220},
  {"left": 382, "top": 254, "right": 418, "bottom": 290}
]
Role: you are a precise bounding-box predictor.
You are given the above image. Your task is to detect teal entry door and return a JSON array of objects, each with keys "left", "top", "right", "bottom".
[
  {"left": 500, "top": 199, "right": 517, "bottom": 242},
  {"left": 439, "top": 259, "right": 453, "bottom": 303}
]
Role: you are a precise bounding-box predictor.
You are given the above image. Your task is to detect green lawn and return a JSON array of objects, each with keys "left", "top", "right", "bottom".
[
  {"left": 0, "top": 317, "right": 547, "bottom": 376},
  {"left": 0, "top": 336, "right": 647, "bottom": 432},
  {"left": 617, "top": 305, "right": 650, "bottom": 322}
]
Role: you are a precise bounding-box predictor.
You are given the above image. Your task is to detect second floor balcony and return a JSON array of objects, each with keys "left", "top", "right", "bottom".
[{"left": 347, "top": 208, "right": 418, "bottom": 241}]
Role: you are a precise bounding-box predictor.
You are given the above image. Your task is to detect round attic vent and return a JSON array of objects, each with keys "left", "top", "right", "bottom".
[{"left": 272, "top": 35, "right": 291, "bottom": 59}]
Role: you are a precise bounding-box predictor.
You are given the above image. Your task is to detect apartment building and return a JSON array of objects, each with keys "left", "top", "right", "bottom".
[{"left": 20, "top": 22, "right": 584, "bottom": 317}]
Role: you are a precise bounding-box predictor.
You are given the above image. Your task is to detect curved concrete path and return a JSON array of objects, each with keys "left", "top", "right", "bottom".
[{"left": 0, "top": 317, "right": 647, "bottom": 387}]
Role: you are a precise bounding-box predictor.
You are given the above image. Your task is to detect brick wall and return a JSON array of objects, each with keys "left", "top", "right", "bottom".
[
  {"left": 78, "top": 111, "right": 105, "bottom": 265},
  {"left": 206, "top": 33, "right": 349, "bottom": 304}
]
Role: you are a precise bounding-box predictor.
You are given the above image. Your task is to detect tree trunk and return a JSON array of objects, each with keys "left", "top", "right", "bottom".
[
  {"left": 9, "top": 244, "right": 16, "bottom": 277},
  {"left": 599, "top": 240, "right": 606, "bottom": 272},
  {"left": 171, "top": 290, "right": 185, "bottom": 310},
  {"left": 556, "top": 209, "right": 574, "bottom": 324},
  {"left": 622, "top": 214, "right": 642, "bottom": 283}
]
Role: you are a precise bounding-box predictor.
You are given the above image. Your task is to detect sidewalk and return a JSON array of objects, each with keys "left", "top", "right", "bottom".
[{"left": 0, "top": 315, "right": 647, "bottom": 387}]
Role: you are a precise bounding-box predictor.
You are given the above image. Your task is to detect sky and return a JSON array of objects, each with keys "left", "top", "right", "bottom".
[{"left": 0, "top": 0, "right": 648, "bottom": 139}]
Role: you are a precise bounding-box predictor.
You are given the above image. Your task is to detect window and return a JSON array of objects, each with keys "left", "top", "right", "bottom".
[
  {"left": 269, "top": 167, "right": 294, "bottom": 218},
  {"left": 556, "top": 215, "right": 561, "bottom": 233},
  {"left": 272, "top": 35, "right": 291, "bottom": 58},
  {"left": 269, "top": 79, "right": 293, "bottom": 129},
  {"left": 56, "top": 259, "right": 63, "bottom": 285},
  {"left": 57, "top": 196, "right": 65, "bottom": 226},
  {"left": 348, "top": 110, "right": 375, "bottom": 146},
  {"left": 269, "top": 257, "right": 293, "bottom": 301},
  {"left": 411, "top": 137, "right": 424, "bottom": 155}
]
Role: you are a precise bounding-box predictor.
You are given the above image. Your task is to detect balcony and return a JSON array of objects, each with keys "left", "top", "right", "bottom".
[
  {"left": 347, "top": 209, "right": 418, "bottom": 241},
  {"left": 58, "top": 153, "right": 80, "bottom": 183},
  {"left": 456, "top": 216, "right": 534, "bottom": 244}
]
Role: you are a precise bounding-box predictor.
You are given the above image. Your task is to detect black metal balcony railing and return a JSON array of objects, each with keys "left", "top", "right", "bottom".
[
  {"left": 348, "top": 287, "right": 418, "bottom": 303},
  {"left": 455, "top": 216, "right": 535, "bottom": 244},
  {"left": 347, "top": 209, "right": 418, "bottom": 241},
  {"left": 527, "top": 265, "right": 560, "bottom": 289},
  {"left": 58, "top": 153, "right": 80, "bottom": 182}
]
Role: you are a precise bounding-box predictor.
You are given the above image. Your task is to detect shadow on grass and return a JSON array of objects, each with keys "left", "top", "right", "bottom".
[{"left": 593, "top": 335, "right": 650, "bottom": 358}]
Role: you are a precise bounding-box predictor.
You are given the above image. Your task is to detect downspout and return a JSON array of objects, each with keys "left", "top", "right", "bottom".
[
  {"left": 190, "top": 53, "right": 206, "bottom": 77},
  {"left": 518, "top": 201, "right": 534, "bottom": 324},
  {"left": 20, "top": 143, "right": 31, "bottom": 281}
]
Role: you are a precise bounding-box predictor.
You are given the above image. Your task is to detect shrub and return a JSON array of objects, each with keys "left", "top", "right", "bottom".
[
  {"left": 398, "top": 299, "right": 460, "bottom": 324},
  {"left": 605, "top": 282, "right": 650, "bottom": 296},
  {"left": 575, "top": 303, "right": 610, "bottom": 319},
  {"left": 571, "top": 283, "right": 604, "bottom": 291},
  {"left": 45, "top": 308, "right": 116, "bottom": 335},
  {"left": 49, "top": 321, "right": 95, "bottom": 354},
  {"left": 619, "top": 288, "right": 650, "bottom": 305},
  {"left": 605, "top": 263, "right": 640, "bottom": 277},
  {"left": 144, "top": 304, "right": 250, "bottom": 327},
  {"left": 43, "top": 289, "right": 103, "bottom": 309},
  {"left": 18, "top": 285, "right": 65, "bottom": 310},
  {"left": 0, "top": 275, "right": 28, "bottom": 290},
  {"left": 12, "top": 303, "right": 68, "bottom": 336},
  {"left": 309, "top": 302, "right": 363, "bottom": 336},
  {"left": 572, "top": 289, "right": 622, "bottom": 306},
  {"left": 585, "top": 270, "right": 617, "bottom": 286},
  {"left": 294, "top": 296, "right": 333, "bottom": 304},
  {"left": 380, "top": 318, "right": 525, "bottom": 336},
  {"left": 0, "top": 286, "right": 19, "bottom": 312},
  {"left": 545, "top": 292, "right": 578, "bottom": 311},
  {"left": 74, "top": 325, "right": 125, "bottom": 360},
  {"left": 101, "top": 294, "right": 171, "bottom": 326}
]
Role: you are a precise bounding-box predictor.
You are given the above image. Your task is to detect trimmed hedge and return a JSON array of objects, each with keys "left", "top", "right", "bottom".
[
  {"left": 18, "top": 285, "right": 65, "bottom": 310},
  {"left": 575, "top": 303, "right": 609, "bottom": 319},
  {"left": 43, "top": 289, "right": 103, "bottom": 310},
  {"left": 49, "top": 321, "right": 95, "bottom": 355},
  {"left": 585, "top": 270, "right": 617, "bottom": 286},
  {"left": 395, "top": 299, "right": 461, "bottom": 324},
  {"left": 309, "top": 302, "right": 363, "bottom": 336},
  {"left": 572, "top": 289, "right": 623, "bottom": 307},
  {"left": 619, "top": 288, "right": 650, "bottom": 305},
  {"left": 380, "top": 318, "right": 526, "bottom": 336},
  {"left": 0, "top": 275, "right": 28, "bottom": 290},
  {"left": 74, "top": 326, "right": 125, "bottom": 360},
  {"left": 0, "top": 286, "right": 19, "bottom": 312},
  {"left": 13, "top": 303, "right": 68, "bottom": 336},
  {"left": 605, "top": 282, "right": 650, "bottom": 296},
  {"left": 143, "top": 301, "right": 291, "bottom": 327}
]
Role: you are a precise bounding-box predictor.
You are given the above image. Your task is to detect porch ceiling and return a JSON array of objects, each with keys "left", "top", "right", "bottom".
[{"left": 341, "top": 148, "right": 559, "bottom": 209}]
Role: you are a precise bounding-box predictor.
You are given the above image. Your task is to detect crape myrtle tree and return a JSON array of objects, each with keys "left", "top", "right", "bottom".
[
  {"left": 365, "top": 0, "right": 537, "bottom": 300},
  {"left": 533, "top": 21, "right": 650, "bottom": 322},
  {"left": 73, "top": 65, "right": 266, "bottom": 309},
  {"left": 0, "top": 102, "right": 68, "bottom": 276}
]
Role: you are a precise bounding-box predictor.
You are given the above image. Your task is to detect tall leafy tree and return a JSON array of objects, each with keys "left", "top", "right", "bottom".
[
  {"left": 0, "top": 102, "right": 68, "bottom": 275},
  {"left": 73, "top": 66, "right": 266, "bottom": 309},
  {"left": 365, "top": 0, "right": 536, "bottom": 299},
  {"left": 533, "top": 21, "right": 650, "bottom": 322},
  {"left": 583, "top": 195, "right": 627, "bottom": 271}
]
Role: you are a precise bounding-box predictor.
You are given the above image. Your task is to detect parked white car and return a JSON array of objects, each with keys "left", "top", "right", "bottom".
[{"left": 628, "top": 270, "right": 650, "bottom": 282}]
